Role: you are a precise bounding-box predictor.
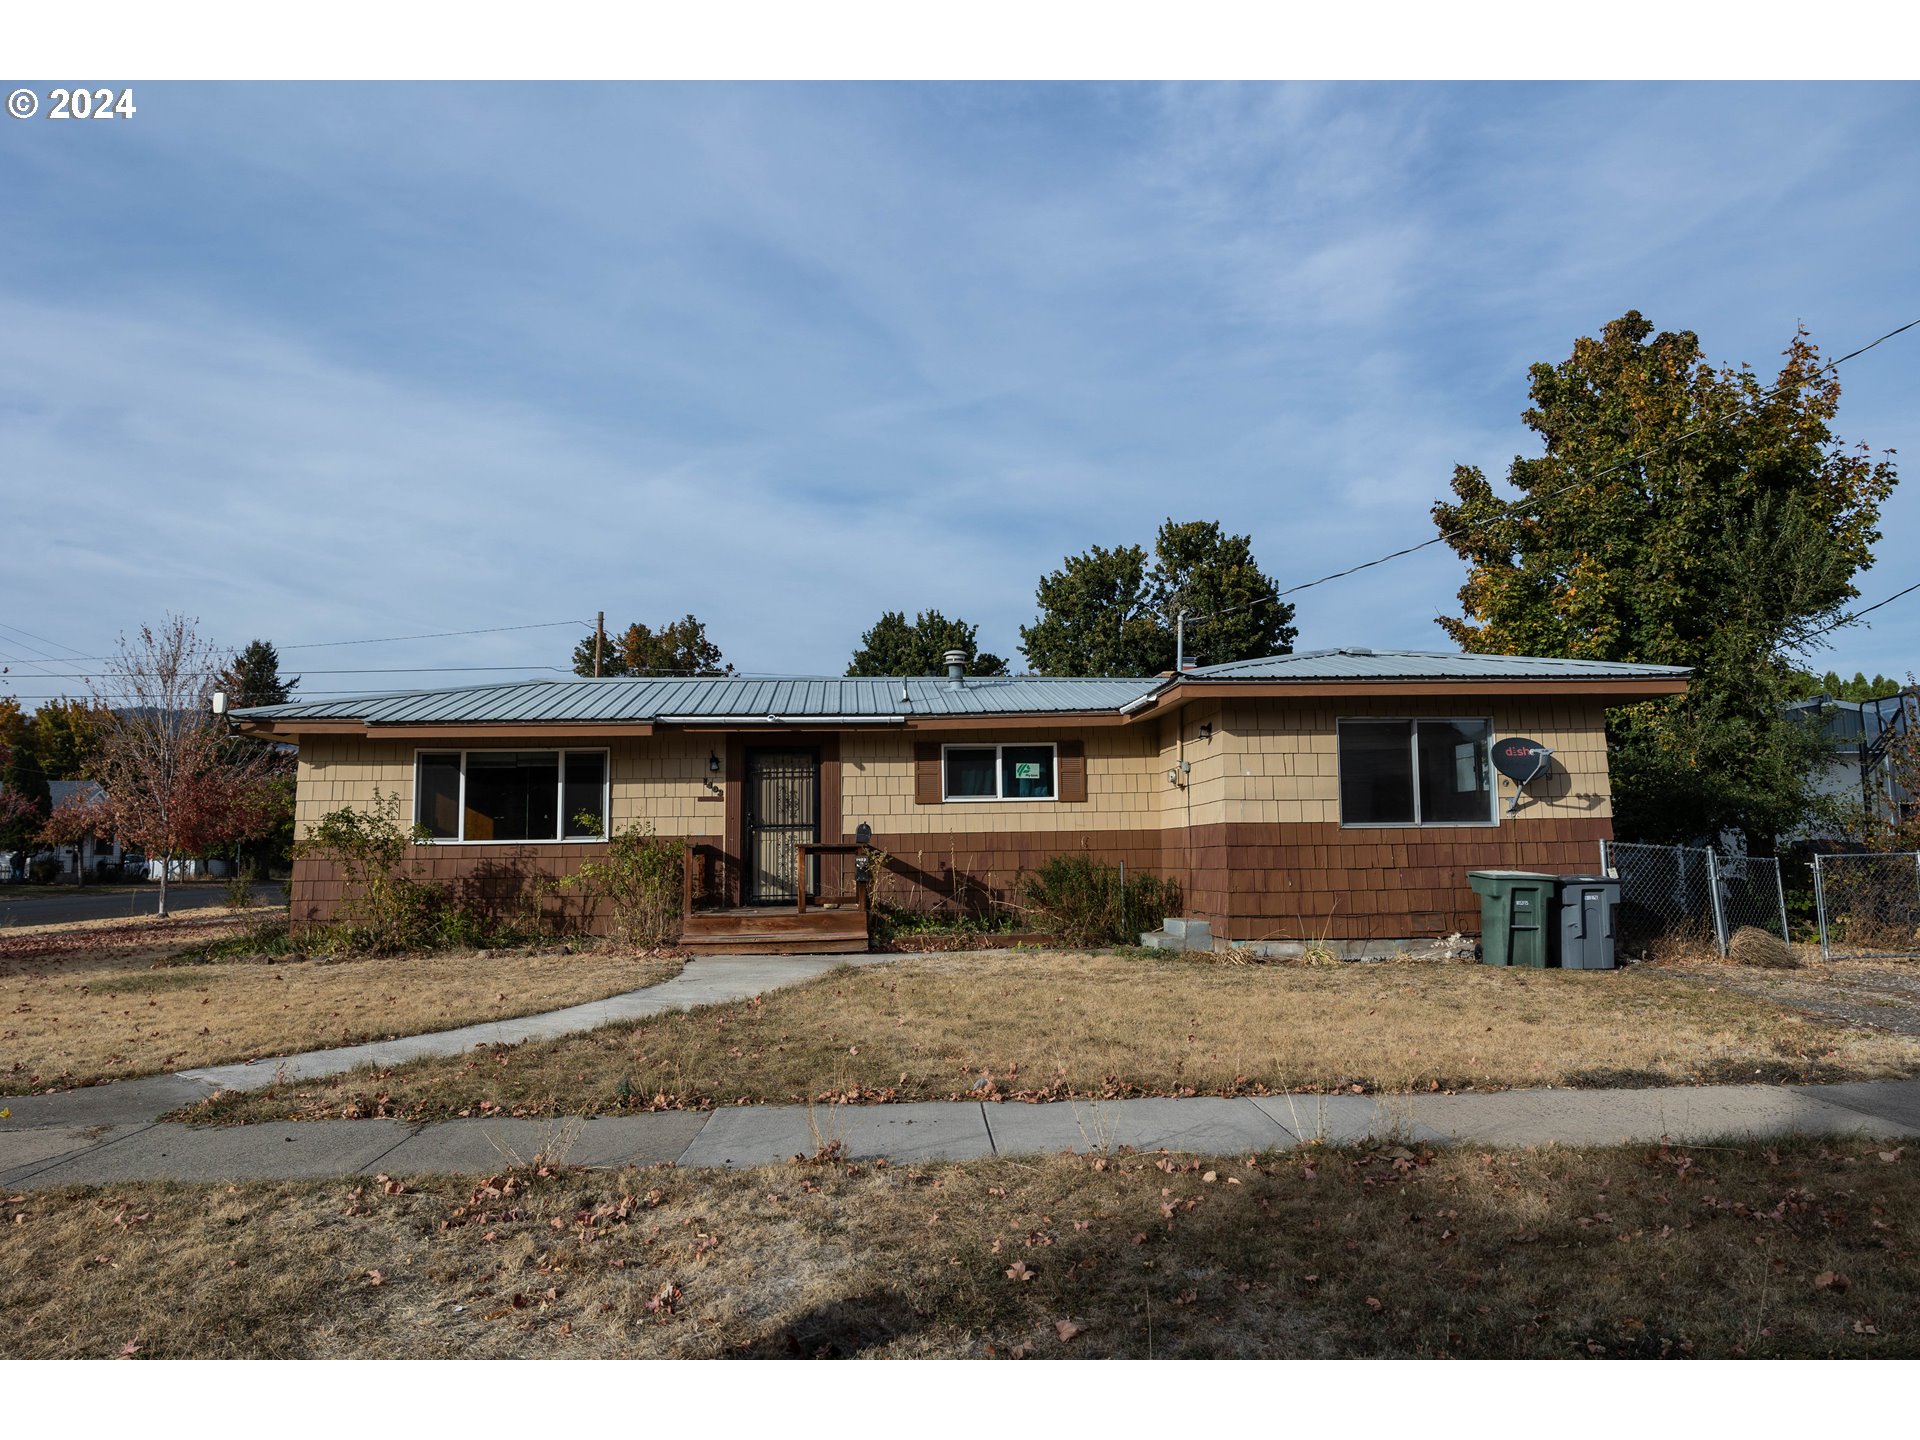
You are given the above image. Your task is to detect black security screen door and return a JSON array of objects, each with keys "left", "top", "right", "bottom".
[{"left": 745, "top": 750, "right": 819, "bottom": 904}]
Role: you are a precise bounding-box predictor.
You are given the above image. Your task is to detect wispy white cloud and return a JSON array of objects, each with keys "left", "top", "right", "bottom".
[{"left": 1, "top": 81, "right": 1915, "bottom": 691}]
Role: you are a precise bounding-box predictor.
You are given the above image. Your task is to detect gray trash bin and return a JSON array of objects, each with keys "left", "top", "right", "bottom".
[{"left": 1554, "top": 875, "right": 1620, "bottom": 970}]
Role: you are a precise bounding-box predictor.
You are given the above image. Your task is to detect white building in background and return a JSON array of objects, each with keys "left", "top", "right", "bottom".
[
  {"left": 43, "top": 780, "right": 124, "bottom": 879},
  {"left": 1787, "top": 687, "right": 1918, "bottom": 835}
]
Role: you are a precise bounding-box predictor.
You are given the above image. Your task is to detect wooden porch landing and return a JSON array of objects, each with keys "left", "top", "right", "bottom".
[{"left": 680, "top": 906, "right": 870, "bottom": 956}]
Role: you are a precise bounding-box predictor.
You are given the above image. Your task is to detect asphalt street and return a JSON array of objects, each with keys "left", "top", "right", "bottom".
[{"left": 0, "top": 881, "right": 286, "bottom": 927}]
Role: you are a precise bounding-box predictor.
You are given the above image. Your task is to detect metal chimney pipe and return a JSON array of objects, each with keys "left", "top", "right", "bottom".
[{"left": 942, "top": 649, "right": 968, "bottom": 687}]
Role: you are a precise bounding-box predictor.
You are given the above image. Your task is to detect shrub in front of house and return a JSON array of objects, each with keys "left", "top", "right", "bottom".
[
  {"left": 560, "top": 821, "right": 684, "bottom": 947},
  {"left": 298, "top": 791, "right": 561, "bottom": 955},
  {"left": 1020, "top": 855, "right": 1181, "bottom": 948}
]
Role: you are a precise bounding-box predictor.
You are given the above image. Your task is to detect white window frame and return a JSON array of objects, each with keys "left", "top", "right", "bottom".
[
  {"left": 1335, "top": 718, "right": 1498, "bottom": 829},
  {"left": 412, "top": 747, "right": 612, "bottom": 844},
  {"left": 939, "top": 741, "right": 1060, "bottom": 803}
]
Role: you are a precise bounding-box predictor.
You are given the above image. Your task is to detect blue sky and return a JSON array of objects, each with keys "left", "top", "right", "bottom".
[{"left": 2, "top": 81, "right": 1917, "bottom": 700}]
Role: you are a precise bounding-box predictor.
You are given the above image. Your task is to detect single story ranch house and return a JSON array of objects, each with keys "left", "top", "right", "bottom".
[{"left": 233, "top": 648, "right": 1688, "bottom": 953}]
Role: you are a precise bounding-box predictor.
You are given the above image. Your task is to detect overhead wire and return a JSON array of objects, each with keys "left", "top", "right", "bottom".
[{"left": 1180, "top": 315, "right": 1920, "bottom": 629}]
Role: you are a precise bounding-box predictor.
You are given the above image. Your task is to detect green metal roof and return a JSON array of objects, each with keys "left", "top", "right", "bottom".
[{"left": 234, "top": 650, "right": 1688, "bottom": 726}]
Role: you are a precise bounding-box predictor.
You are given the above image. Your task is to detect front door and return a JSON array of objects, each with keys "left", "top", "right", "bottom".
[{"left": 745, "top": 749, "right": 819, "bottom": 904}]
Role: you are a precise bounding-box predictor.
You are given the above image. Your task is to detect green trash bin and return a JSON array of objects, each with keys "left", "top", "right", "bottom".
[{"left": 1467, "top": 870, "right": 1559, "bottom": 968}]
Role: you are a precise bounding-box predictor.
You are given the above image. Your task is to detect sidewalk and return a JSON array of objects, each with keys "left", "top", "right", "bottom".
[
  {"left": 7, "top": 1080, "right": 1919, "bottom": 1191},
  {"left": 0, "top": 952, "right": 895, "bottom": 1134},
  {"left": 6, "top": 949, "right": 1920, "bottom": 1190}
]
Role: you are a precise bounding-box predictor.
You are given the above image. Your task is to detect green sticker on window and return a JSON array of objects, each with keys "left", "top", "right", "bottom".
[{"left": 1014, "top": 762, "right": 1041, "bottom": 779}]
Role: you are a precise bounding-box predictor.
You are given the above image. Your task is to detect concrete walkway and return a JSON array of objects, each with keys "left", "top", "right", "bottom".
[
  {"left": 6, "top": 1079, "right": 1919, "bottom": 1191},
  {"left": 0, "top": 952, "right": 897, "bottom": 1135},
  {"left": 6, "top": 949, "right": 1920, "bottom": 1189}
]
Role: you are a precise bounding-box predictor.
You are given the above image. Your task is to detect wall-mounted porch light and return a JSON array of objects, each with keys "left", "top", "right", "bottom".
[
  {"left": 707, "top": 750, "right": 722, "bottom": 774},
  {"left": 1197, "top": 722, "right": 1213, "bottom": 740}
]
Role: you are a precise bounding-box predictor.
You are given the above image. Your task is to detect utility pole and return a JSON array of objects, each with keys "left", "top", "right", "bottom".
[{"left": 594, "top": 611, "right": 605, "bottom": 678}]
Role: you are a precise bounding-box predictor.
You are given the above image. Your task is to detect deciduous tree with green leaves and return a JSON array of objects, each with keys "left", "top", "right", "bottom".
[
  {"left": 1432, "top": 312, "right": 1898, "bottom": 846},
  {"left": 0, "top": 702, "right": 48, "bottom": 854},
  {"left": 26, "top": 697, "right": 111, "bottom": 781},
  {"left": 1019, "top": 520, "right": 1295, "bottom": 676},
  {"left": 571, "top": 615, "right": 734, "bottom": 678},
  {"left": 846, "top": 610, "right": 1008, "bottom": 677}
]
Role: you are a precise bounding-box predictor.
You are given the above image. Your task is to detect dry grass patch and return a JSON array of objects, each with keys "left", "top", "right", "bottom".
[
  {"left": 1658, "top": 954, "right": 1920, "bottom": 1041},
  {"left": 188, "top": 951, "right": 1920, "bottom": 1125},
  {"left": 3, "top": 1138, "right": 1915, "bottom": 1358},
  {"left": 1, "top": 913, "right": 681, "bottom": 1093}
]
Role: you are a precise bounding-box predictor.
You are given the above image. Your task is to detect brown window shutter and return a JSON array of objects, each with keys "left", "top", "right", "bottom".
[
  {"left": 914, "top": 743, "right": 943, "bottom": 804},
  {"left": 1057, "top": 738, "right": 1086, "bottom": 803}
]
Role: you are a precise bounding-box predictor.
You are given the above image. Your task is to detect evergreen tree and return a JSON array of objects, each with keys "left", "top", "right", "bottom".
[
  {"left": 1019, "top": 520, "right": 1294, "bottom": 676},
  {"left": 218, "top": 640, "right": 298, "bottom": 708},
  {"left": 846, "top": 610, "right": 1008, "bottom": 676}
]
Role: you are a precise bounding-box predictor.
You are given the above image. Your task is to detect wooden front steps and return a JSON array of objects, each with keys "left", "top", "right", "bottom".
[{"left": 680, "top": 906, "right": 870, "bottom": 956}]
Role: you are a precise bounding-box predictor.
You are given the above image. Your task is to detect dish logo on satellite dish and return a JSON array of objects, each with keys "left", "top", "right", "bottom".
[
  {"left": 1492, "top": 737, "right": 1554, "bottom": 813},
  {"left": 1492, "top": 738, "right": 1552, "bottom": 781}
]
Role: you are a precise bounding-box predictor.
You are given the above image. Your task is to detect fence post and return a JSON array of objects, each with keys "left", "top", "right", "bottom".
[
  {"left": 1813, "top": 853, "right": 1831, "bottom": 962},
  {"left": 1705, "top": 849, "right": 1729, "bottom": 955},
  {"left": 1773, "top": 856, "right": 1791, "bottom": 946},
  {"left": 1599, "top": 838, "right": 1610, "bottom": 875},
  {"left": 1119, "top": 860, "right": 1127, "bottom": 943}
]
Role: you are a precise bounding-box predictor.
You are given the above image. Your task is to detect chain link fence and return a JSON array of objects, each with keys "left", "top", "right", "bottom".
[
  {"left": 1599, "top": 840, "right": 1789, "bottom": 958},
  {"left": 1813, "top": 852, "right": 1920, "bottom": 960}
]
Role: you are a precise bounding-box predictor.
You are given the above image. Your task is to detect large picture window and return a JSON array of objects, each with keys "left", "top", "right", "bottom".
[
  {"left": 415, "top": 750, "right": 609, "bottom": 842},
  {"left": 941, "top": 743, "right": 1057, "bottom": 801},
  {"left": 1337, "top": 719, "right": 1493, "bottom": 826}
]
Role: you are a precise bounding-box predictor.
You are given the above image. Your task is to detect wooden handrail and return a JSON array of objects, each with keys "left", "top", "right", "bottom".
[{"left": 794, "top": 843, "right": 869, "bottom": 916}]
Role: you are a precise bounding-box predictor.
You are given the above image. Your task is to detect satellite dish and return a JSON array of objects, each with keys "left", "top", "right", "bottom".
[{"left": 1492, "top": 737, "right": 1554, "bottom": 813}]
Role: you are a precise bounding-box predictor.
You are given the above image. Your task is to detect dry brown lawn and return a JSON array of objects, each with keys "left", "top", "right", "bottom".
[
  {"left": 3, "top": 1138, "right": 1915, "bottom": 1358},
  {"left": 1, "top": 912, "right": 681, "bottom": 1093},
  {"left": 188, "top": 950, "right": 1920, "bottom": 1125}
]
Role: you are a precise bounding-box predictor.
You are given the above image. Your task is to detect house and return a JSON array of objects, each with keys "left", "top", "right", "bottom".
[
  {"left": 231, "top": 648, "right": 1688, "bottom": 953},
  {"left": 42, "top": 779, "right": 125, "bottom": 880},
  {"left": 1785, "top": 686, "right": 1917, "bottom": 836}
]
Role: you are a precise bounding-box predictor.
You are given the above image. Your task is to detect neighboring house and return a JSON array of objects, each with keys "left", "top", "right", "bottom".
[
  {"left": 1786, "top": 687, "right": 1918, "bottom": 836},
  {"left": 233, "top": 648, "right": 1687, "bottom": 951},
  {"left": 43, "top": 780, "right": 123, "bottom": 880}
]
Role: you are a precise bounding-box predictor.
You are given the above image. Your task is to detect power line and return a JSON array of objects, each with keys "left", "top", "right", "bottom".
[
  {"left": 276, "top": 619, "right": 594, "bottom": 651},
  {"left": 1805, "top": 578, "right": 1920, "bottom": 640},
  {"left": 1, "top": 665, "right": 578, "bottom": 680},
  {"left": 0, "top": 618, "right": 596, "bottom": 669},
  {"left": 0, "top": 622, "right": 91, "bottom": 659},
  {"left": 1182, "top": 314, "right": 1920, "bottom": 629}
]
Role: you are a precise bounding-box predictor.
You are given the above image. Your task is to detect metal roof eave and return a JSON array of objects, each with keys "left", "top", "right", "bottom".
[{"left": 1118, "top": 672, "right": 1689, "bottom": 722}]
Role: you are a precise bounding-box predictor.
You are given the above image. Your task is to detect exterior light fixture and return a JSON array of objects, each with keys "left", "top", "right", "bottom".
[
  {"left": 1197, "top": 722, "right": 1213, "bottom": 740},
  {"left": 707, "top": 750, "right": 722, "bottom": 774}
]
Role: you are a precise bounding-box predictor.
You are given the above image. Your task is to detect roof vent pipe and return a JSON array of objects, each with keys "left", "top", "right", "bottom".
[{"left": 943, "top": 649, "right": 968, "bottom": 687}]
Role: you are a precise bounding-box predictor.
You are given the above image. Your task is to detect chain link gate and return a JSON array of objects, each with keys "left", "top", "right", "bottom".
[
  {"left": 1599, "top": 840, "right": 1790, "bottom": 957},
  {"left": 1813, "top": 852, "right": 1920, "bottom": 960}
]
